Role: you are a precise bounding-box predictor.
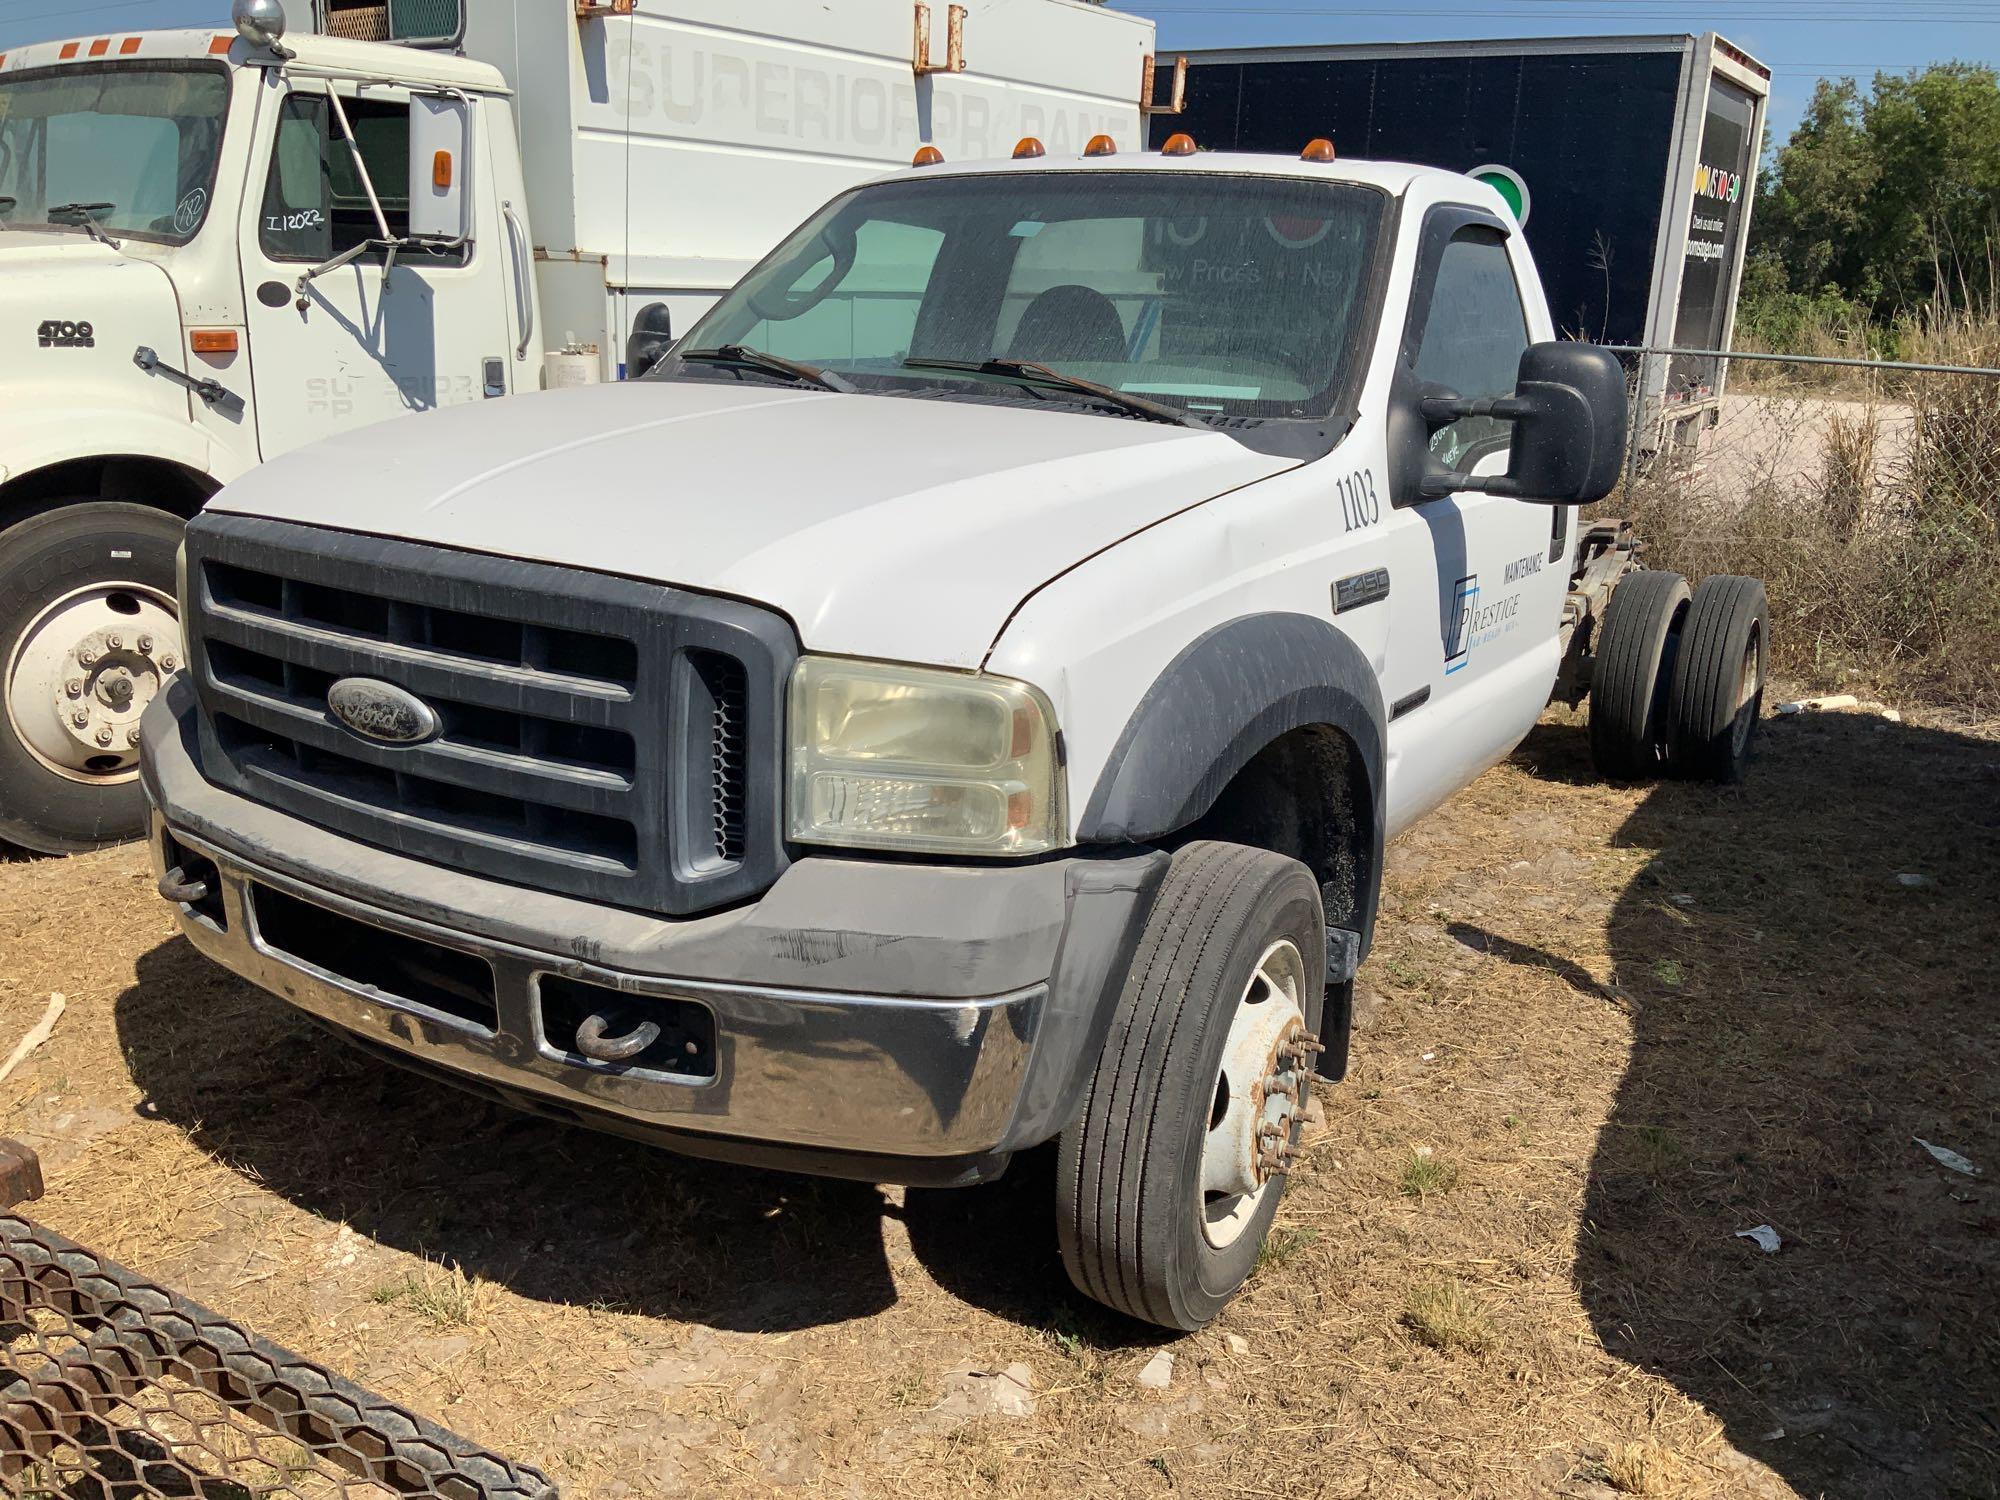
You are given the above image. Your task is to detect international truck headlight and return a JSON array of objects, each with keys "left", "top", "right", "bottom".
[{"left": 788, "top": 657, "right": 1068, "bottom": 856}]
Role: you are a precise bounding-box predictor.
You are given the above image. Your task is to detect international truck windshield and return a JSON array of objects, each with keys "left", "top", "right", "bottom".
[
  {"left": 672, "top": 172, "right": 1387, "bottom": 434},
  {"left": 0, "top": 64, "right": 228, "bottom": 243}
]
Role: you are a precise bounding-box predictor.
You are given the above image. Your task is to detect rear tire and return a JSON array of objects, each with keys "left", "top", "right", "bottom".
[
  {"left": 0, "top": 503, "right": 185, "bottom": 854},
  {"left": 1588, "top": 569, "right": 1690, "bottom": 781},
  {"left": 1667, "top": 574, "right": 1768, "bottom": 783},
  {"left": 1057, "top": 841, "right": 1326, "bottom": 1330}
]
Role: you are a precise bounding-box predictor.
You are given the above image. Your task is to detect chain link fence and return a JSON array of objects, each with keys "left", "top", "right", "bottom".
[
  {"left": 1613, "top": 345, "right": 2000, "bottom": 710},
  {"left": 0, "top": 1144, "right": 557, "bottom": 1499}
]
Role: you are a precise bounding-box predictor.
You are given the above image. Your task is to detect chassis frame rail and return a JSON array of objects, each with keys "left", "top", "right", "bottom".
[{"left": 0, "top": 1141, "right": 556, "bottom": 1498}]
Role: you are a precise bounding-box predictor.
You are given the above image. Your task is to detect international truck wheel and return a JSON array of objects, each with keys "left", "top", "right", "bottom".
[
  {"left": 1588, "top": 569, "right": 1690, "bottom": 781},
  {"left": 1057, "top": 841, "right": 1327, "bottom": 1330},
  {"left": 1667, "top": 574, "right": 1768, "bottom": 783},
  {"left": 0, "top": 504, "right": 185, "bottom": 854}
]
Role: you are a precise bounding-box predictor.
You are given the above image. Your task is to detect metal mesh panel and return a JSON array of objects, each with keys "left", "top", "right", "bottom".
[
  {"left": 0, "top": 1211, "right": 556, "bottom": 1498},
  {"left": 387, "top": 0, "right": 463, "bottom": 42}
]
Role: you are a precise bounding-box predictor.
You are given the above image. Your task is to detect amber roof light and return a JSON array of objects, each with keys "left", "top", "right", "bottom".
[
  {"left": 1160, "top": 132, "right": 1197, "bottom": 157},
  {"left": 912, "top": 145, "right": 945, "bottom": 167},
  {"left": 1301, "top": 138, "right": 1336, "bottom": 163},
  {"left": 1013, "top": 137, "right": 1046, "bottom": 159},
  {"left": 1084, "top": 134, "right": 1117, "bottom": 157}
]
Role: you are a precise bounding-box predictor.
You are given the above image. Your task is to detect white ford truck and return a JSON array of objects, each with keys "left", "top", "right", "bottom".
[
  {"left": 141, "top": 133, "right": 1768, "bottom": 1329},
  {"left": 0, "top": 0, "right": 1153, "bottom": 853}
]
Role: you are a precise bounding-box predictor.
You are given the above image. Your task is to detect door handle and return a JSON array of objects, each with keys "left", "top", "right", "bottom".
[{"left": 502, "top": 200, "right": 534, "bottom": 360}]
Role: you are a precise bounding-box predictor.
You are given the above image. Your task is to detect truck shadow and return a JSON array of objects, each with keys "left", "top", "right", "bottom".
[
  {"left": 1513, "top": 707, "right": 2000, "bottom": 1498},
  {"left": 113, "top": 940, "right": 906, "bottom": 1335}
]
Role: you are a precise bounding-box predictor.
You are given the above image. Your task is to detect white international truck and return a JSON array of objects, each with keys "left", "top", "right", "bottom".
[
  {"left": 142, "top": 123, "right": 1770, "bottom": 1328},
  {"left": 0, "top": 0, "right": 1155, "bottom": 852}
]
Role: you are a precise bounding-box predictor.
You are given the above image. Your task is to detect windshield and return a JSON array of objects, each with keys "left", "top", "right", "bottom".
[
  {"left": 667, "top": 170, "right": 1387, "bottom": 450},
  {"left": 0, "top": 64, "right": 229, "bottom": 244}
]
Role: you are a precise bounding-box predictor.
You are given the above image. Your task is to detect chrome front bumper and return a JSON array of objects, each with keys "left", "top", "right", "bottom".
[{"left": 140, "top": 677, "right": 1164, "bottom": 1185}]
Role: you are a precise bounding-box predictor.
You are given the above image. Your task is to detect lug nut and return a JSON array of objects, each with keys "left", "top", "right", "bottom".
[
  {"left": 161, "top": 655, "right": 178, "bottom": 672},
  {"left": 107, "top": 633, "right": 121, "bottom": 650},
  {"left": 72, "top": 710, "right": 90, "bottom": 729},
  {"left": 65, "top": 680, "right": 83, "bottom": 698},
  {"left": 78, "top": 647, "right": 96, "bottom": 666},
  {"left": 95, "top": 728, "right": 114, "bottom": 747},
  {"left": 127, "top": 727, "right": 142, "bottom": 747},
  {"left": 138, "top": 634, "right": 153, "bottom": 653}
]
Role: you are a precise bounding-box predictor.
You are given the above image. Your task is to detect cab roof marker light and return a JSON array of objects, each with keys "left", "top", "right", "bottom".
[
  {"left": 1084, "top": 134, "right": 1117, "bottom": 157},
  {"left": 88, "top": 39, "right": 110, "bottom": 57},
  {"left": 1013, "top": 137, "right": 1046, "bottom": 160},
  {"left": 209, "top": 35, "right": 234, "bottom": 55},
  {"left": 1301, "top": 138, "right": 1336, "bottom": 163},
  {"left": 1160, "top": 132, "right": 1197, "bottom": 157},
  {"left": 59, "top": 42, "right": 80, "bottom": 60},
  {"left": 120, "top": 37, "right": 142, "bottom": 54},
  {"left": 912, "top": 145, "right": 946, "bottom": 167}
]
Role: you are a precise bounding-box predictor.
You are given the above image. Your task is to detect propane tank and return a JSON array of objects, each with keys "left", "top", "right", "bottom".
[{"left": 544, "top": 332, "right": 603, "bottom": 390}]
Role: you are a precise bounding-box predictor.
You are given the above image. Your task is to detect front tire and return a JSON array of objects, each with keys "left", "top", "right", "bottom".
[
  {"left": 1057, "top": 841, "right": 1326, "bottom": 1330},
  {"left": 0, "top": 503, "right": 185, "bottom": 854}
]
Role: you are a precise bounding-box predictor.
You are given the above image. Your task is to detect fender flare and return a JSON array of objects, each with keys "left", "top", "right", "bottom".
[{"left": 1077, "top": 611, "right": 1388, "bottom": 943}]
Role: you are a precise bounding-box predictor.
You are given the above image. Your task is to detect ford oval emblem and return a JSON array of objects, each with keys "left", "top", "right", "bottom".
[{"left": 326, "top": 677, "right": 441, "bottom": 747}]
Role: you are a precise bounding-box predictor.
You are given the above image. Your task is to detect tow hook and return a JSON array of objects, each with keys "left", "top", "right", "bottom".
[
  {"left": 574, "top": 1011, "right": 661, "bottom": 1062},
  {"left": 157, "top": 866, "right": 211, "bottom": 905}
]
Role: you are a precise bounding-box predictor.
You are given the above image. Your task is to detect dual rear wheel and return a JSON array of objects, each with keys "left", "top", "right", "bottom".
[{"left": 1588, "top": 569, "right": 1767, "bottom": 784}]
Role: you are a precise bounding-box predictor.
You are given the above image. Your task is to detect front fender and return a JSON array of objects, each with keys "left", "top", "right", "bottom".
[
  {"left": 0, "top": 405, "right": 229, "bottom": 491},
  {"left": 1078, "top": 612, "right": 1387, "bottom": 846}
]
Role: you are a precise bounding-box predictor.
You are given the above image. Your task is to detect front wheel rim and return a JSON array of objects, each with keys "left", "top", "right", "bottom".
[
  {"left": 4, "top": 582, "right": 182, "bottom": 785},
  {"left": 1199, "top": 938, "right": 1315, "bottom": 1249}
]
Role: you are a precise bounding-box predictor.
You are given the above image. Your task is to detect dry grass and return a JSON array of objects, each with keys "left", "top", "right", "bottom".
[
  {"left": 1402, "top": 1278, "right": 1496, "bottom": 1355},
  {"left": 2, "top": 691, "right": 1995, "bottom": 1498},
  {"left": 1623, "top": 308, "right": 2000, "bottom": 713},
  {"left": 1601, "top": 1439, "right": 1685, "bottom": 1496}
]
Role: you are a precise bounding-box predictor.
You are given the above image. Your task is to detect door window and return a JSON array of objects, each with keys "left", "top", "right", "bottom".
[
  {"left": 258, "top": 91, "right": 465, "bottom": 265},
  {"left": 1411, "top": 227, "right": 1528, "bottom": 472}
]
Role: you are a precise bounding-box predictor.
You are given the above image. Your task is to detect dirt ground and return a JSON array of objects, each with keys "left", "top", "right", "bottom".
[{"left": 2, "top": 694, "right": 1995, "bottom": 1499}]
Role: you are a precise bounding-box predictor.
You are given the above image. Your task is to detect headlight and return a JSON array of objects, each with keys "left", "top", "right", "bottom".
[{"left": 788, "top": 657, "right": 1068, "bottom": 856}]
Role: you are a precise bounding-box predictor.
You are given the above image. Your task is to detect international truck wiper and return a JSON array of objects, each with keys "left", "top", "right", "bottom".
[
  {"left": 47, "top": 202, "right": 120, "bottom": 249},
  {"left": 676, "top": 344, "right": 856, "bottom": 393},
  {"left": 901, "top": 357, "right": 1208, "bottom": 429}
]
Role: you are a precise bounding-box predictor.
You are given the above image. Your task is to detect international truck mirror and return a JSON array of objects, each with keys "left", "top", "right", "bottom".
[
  {"left": 625, "top": 302, "right": 674, "bottom": 379},
  {"left": 408, "top": 93, "right": 472, "bottom": 244},
  {"left": 1412, "top": 343, "right": 1628, "bottom": 506}
]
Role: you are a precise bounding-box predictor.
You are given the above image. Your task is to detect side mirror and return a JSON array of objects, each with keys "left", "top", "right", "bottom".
[
  {"left": 625, "top": 302, "right": 674, "bottom": 379},
  {"left": 408, "top": 94, "right": 472, "bottom": 243},
  {"left": 1399, "top": 342, "right": 1628, "bottom": 506}
]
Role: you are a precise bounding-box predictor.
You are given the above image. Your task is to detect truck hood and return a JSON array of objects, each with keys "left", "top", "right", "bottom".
[
  {"left": 209, "top": 381, "right": 1297, "bottom": 667},
  {"left": 0, "top": 234, "right": 189, "bottom": 450}
]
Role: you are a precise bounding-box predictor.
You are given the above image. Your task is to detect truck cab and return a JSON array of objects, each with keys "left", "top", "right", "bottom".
[
  {"left": 0, "top": 0, "right": 1154, "bottom": 854},
  {"left": 142, "top": 137, "right": 1766, "bottom": 1331}
]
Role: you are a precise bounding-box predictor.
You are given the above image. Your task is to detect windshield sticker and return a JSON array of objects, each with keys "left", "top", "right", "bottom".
[
  {"left": 1265, "top": 215, "right": 1332, "bottom": 250},
  {"left": 1164, "top": 216, "right": 1208, "bottom": 247},
  {"left": 174, "top": 188, "right": 208, "bottom": 235},
  {"left": 37, "top": 319, "right": 94, "bottom": 349}
]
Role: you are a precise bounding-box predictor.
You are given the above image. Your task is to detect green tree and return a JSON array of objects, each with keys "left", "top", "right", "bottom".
[{"left": 1754, "top": 64, "right": 2000, "bottom": 315}]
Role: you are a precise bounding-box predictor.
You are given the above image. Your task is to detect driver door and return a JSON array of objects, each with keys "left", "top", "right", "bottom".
[{"left": 239, "top": 80, "right": 511, "bottom": 461}]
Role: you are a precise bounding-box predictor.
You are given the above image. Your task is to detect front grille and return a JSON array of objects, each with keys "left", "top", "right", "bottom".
[
  {"left": 184, "top": 514, "right": 794, "bottom": 917},
  {"left": 253, "top": 883, "right": 499, "bottom": 1032}
]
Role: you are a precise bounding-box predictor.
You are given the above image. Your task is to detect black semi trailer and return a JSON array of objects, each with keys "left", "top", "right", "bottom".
[{"left": 1154, "top": 34, "right": 1770, "bottom": 429}]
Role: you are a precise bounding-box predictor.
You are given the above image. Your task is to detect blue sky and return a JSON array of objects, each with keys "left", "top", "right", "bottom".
[{"left": 1, "top": 0, "right": 1993, "bottom": 146}]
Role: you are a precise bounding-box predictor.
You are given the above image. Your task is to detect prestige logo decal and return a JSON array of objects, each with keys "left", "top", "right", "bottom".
[
  {"left": 1443, "top": 574, "right": 1524, "bottom": 675},
  {"left": 1693, "top": 163, "right": 1743, "bottom": 205},
  {"left": 37, "top": 319, "right": 94, "bottom": 348}
]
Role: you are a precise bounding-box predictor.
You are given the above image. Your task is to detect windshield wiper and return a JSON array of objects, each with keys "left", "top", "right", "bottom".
[
  {"left": 47, "top": 202, "right": 120, "bottom": 249},
  {"left": 676, "top": 344, "right": 855, "bottom": 393},
  {"left": 901, "top": 357, "right": 1208, "bottom": 429}
]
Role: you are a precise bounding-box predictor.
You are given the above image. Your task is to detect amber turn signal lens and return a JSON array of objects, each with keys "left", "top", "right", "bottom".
[
  {"left": 1301, "top": 137, "right": 1336, "bottom": 163},
  {"left": 1012, "top": 137, "right": 1046, "bottom": 159},
  {"left": 912, "top": 145, "right": 945, "bottom": 167},
  {"left": 1160, "top": 132, "right": 1197, "bottom": 157},
  {"left": 190, "top": 329, "right": 238, "bottom": 356},
  {"left": 432, "top": 150, "right": 454, "bottom": 189},
  {"left": 1084, "top": 134, "right": 1117, "bottom": 157}
]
